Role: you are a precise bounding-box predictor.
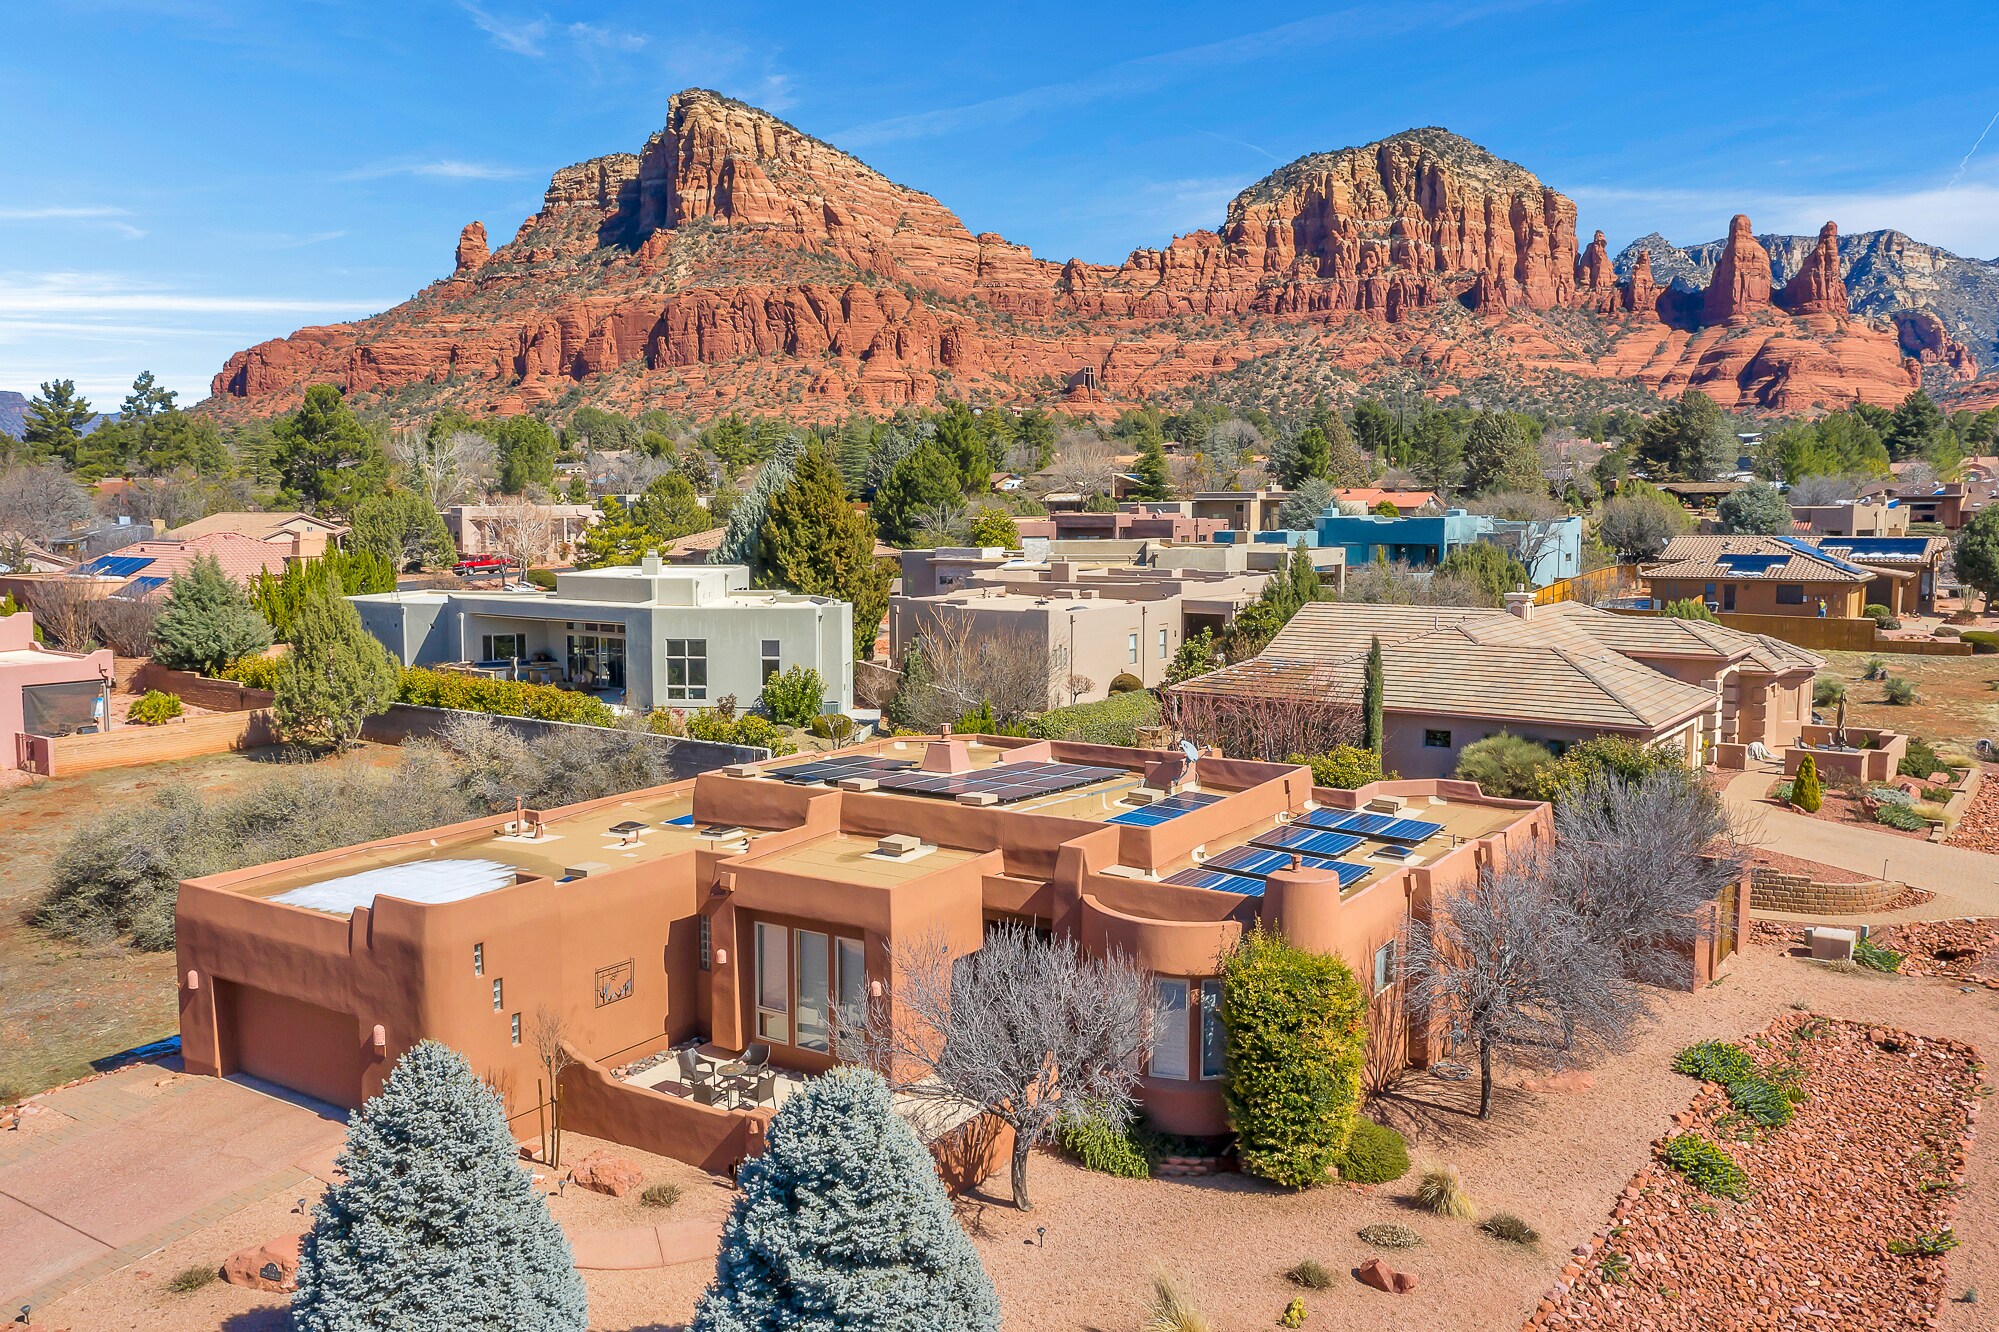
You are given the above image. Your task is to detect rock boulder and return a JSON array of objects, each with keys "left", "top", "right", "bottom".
[
  {"left": 569, "top": 1150, "right": 644, "bottom": 1197},
  {"left": 221, "top": 1233, "right": 302, "bottom": 1293}
]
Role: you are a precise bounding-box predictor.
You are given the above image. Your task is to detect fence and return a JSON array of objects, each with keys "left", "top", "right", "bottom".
[
  {"left": 1533, "top": 564, "right": 1642, "bottom": 606},
  {"left": 22, "top": 709, "right": 279, "bottom": 777},
  {"left": 1603, "top": 608, "right": 1974, "bottom": 656}
]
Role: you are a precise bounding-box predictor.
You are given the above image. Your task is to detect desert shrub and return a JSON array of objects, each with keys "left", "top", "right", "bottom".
[
  {"left": 1899, "top": 737, "right": 1941, "bottom": 779},
  {"left": 1279, "top": 1296, "right": 1307, "bottom": 1328},
  {"left": 1887, "top": 1229, "right": 1960, "bottom": 1257},
  {"left": 1053, "top": 1107, "right": 1150, "bottom": 1179},
  {"left": 806, "top": 712, "right": 856, "bottom": 743},
  {"left": 639, "top": 1182, "right": 681, "bottom": 1209},
  {"left": 757, "top": 664, "right": 825, "bottom": 727},
  {"left": 1413, "top": 1163, "right": 1475, "bottom": 1218},
  {"left": 1726, "top": 1077, "right": 1795, "bottom": 1129},
  {"left": 1355, "top": 1222, "right": 1421, "bottom": 1249},
  {"left": 127, "top": 690, "right": 184, "bottom": 725},
  {"left": 1479, "top": 1212, "right": 1540, "bottom": 1245},
  {"left": 1868, "top": 784, "right": 1915, "bottom": 805},
  {"left": 1335, "top": 1119, "right": 1410, "bottom": 1184},
  {"left": 1864, "top": 603, "right": 1891, "bottom": 621},
  {"left": 1283, "top": 1259, "right": 1333, "bottom": 1290},
  {"left": 1144, "top": 1272, "right": 1212, "bottom": 1332},
  {"left": 524, "top": 567, "right": 558, "bottom": 590},
  {"left": 1107, "top": 672, "right": 1143, "bottom": 694},
  {"left": 1288, "top": 744, "right": 1382, "bottom": 790},
  {"left": 220, "top": 653, "right": 283, "bottom": 690},
  {"left": 400, "top": 667, "right": 617, "bottom": 727},
  {"left": 1912, "top": 799, "right": 1947, "bottom": 821},
  {"left": 1660, "top": 597, "right": 1718, "bottom": 621},
  {"left": 1791, "top": 754, "right": 1823, "bottom": 812},
  {"left": 1673, "top": 1040, "right": 1756, "bottom": 1084},
  {"left": 1536, "top": 734, "right": 1690, "bottom": 804},
  {"left": 1853, "top": 935, "right": 1903, "bottom": 972},
  {"left": 1960, "top": 631, "right": 1999, "bottom": 654},
  {"left": 167, "top": 1264, "right": 217, "bottom": 1293},
  {"left": 1875, "top": 802, "right": 1927, "bottom": 831},
  {"left": 1812, "top": 675, "right": 1846, "bottom": 707},
  {"left": 1883, "top": 677, "right": 1917, "bottom": 705},
  {"left": 1218, "top": 928, "right": 1367, "bottom": 1189},
  {"left": 1659, "top": 1134, "right": 1748, "bottom": 1199},
  {"left": 1922, "top": 784, "right": 1952, "bottom": 800},
  {"left": 1453, "top": 732, "right": 1555, "bottom": 799},
  {"left": 683, "top": 710, "right": 795, "bottom": 755},
  {"left": 1029, "top": 690, "right": 1160, "bottom": 746},
  {"left": 1863, "top": 655, "right": 1889, "bottom": 677},
  {"left": 1770, "top": 778, "right": 1796, "bottom": 802}
]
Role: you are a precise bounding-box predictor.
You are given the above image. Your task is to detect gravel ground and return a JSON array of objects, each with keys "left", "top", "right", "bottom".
[{"left": 28, "top": 947, "right": 1999, "bottom": 1332}]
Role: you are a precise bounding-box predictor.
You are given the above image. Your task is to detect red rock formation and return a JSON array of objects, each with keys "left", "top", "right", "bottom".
[
  {"left": 203, "top": 91, "right": 1928, "bottom": 419},
  {"left": 1703, "top": 214, "right": 1773, "bottom": 323},
  {"left": 1776, "top": 221, "right": 1847, "bottom": 317},
  {"left": 1895, "top": 309, "right": 1979, "bottom": 380}
]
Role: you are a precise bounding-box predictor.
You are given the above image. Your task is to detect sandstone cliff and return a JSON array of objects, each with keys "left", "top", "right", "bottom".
[{"left": 209, "top": 88, "right": 1943, "bottom": 420}]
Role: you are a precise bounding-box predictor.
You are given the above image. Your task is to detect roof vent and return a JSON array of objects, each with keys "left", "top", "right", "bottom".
[
  {"left": 873, "top": 833, "right": 928, "bottom": 860},
  {"left": 1366, "top": 795, "right": 1409, "bottom": 815}
]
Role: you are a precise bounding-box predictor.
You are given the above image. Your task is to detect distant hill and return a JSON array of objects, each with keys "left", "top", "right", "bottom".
[{"left": 0, "top": 390, "right": 114, "bottom": 442}]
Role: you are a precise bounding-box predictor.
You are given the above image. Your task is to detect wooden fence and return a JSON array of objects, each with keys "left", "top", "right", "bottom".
[{"left": 1533, "top": 564, "right": 1642, "bottom": 606}]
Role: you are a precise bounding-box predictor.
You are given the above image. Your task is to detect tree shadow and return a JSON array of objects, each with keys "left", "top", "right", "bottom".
[
  {"left": 1365, "top": 1068, "right": 1530, "bottom": 1150},
  {"left": 220, "top": 1310, "right": 292, "bottom": 1332}
]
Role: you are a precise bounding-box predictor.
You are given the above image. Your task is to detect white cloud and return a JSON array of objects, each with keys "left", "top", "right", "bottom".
[
  {"left": 0, "top": 271, "right": 391, "bottom": 316},
  {"left": 340, "top": 160, "right": 528, "bottom": 182},
  {"left": 0, "top": 205, "right": 131, "bottom": 220},
  {"left": 457, "top": 0, "right": 546, "bottom": 56}
]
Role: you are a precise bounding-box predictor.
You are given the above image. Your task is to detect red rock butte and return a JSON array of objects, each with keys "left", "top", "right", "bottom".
[{"left": 209, "top": 88, "right": 1942, "bottom": 420}]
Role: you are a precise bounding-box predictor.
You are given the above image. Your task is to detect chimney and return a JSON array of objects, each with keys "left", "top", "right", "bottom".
[
  {"left": 641, "top": 549, "right": 663, "bottom": 575},
  {"left": 1503, "top": 586, "right": 1534, "bottom": 620}
]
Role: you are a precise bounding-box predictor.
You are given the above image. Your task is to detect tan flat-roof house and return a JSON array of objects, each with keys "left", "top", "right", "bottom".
[
  {"left": 1171, "top": 597, "right": 1819, "bottom": 776},
  {"left": 178, "top": 735, "right": 1707, "bottom": 1178}
]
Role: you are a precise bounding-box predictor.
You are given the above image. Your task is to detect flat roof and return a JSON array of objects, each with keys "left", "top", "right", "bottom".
[
  {"left": 743, "top": 832, "right": 984, "bottom": 887},
  {"left": 764, "top": 740, "right": 1150, "bottom": 821}
]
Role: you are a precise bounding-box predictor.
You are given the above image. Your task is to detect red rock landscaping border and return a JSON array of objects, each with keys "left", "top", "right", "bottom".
[
  {"left": 1875, "top": 918, "right": 1999, "bottom": 987},
  {"left": 1524, "top": 1013, "right": 1981, "bottom": 1331}
]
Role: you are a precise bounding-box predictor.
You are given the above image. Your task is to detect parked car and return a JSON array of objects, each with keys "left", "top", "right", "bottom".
[{"left": 453, "top": 555, "right": 512, "bottom": 577}]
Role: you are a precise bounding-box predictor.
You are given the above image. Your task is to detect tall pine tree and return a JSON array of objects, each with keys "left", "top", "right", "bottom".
[
  {"left": 1132, "top": 431, "right": 1172, "bottom": 501},
  {"left": 713, "top": 434, "right": 805, "bottom": 568},
  {"left": 1363, "top": 635, "right": 1384, "bottom": 754},
  {"left": 293, "top": 1041, "right": 586, "bottom": 1332},
  {"left": 273, "top": 573, "right": 399, "bottom": 746},
  {"left": 22, "top": 379, "right": 96, "bottom": 466},
  {"left": 759, "top": 445, "right": 893, "bottom": 658},
  {"left": 871, "top": 440, "right": 963, "bottom": 546},
  {"left": 694, "top": 1067, "right": 999, "bottom": 1332}
]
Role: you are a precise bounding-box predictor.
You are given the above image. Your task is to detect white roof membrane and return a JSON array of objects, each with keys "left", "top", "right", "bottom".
[{"left": 272, "top": 858, "right": 518, "bottom": 914}]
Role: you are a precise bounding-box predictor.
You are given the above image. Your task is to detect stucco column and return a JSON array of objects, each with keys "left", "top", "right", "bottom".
[
  {"left": 708, "top": 897, "right": 745, "bottom": 1051},
  {"left": 1257, "top": 863, "right": 1345, "bottom": 953}
]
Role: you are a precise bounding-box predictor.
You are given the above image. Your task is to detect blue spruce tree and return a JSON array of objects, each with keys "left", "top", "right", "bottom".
[
  {"left": 694, "top": 1067, "right": 999, "bottom": 1332},
  {"left": 293, "top": 1041, "right": 586, "bottom": 1332},
  {"left": 713, "top": 433, "right": 806, "bottom": 571}
]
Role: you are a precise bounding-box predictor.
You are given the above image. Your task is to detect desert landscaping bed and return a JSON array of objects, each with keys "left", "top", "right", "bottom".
[
  {"left": 1875, "top": 919, "right": 1999, "bottom": 985},
  {"left": 1944, "top": 767, "right": 1999, "bottom": 853},
  {"left": 1528, "top": 1013, "right": 1981, "bottom": 1331}
]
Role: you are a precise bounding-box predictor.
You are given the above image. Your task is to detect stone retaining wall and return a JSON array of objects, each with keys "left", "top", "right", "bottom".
[{"left": 1748, "top": 867, "right": 1903, "bottom": 915}]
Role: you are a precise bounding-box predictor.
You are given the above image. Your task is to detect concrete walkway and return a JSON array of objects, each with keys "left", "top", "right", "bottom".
[
  {"left": 568, "top": 1217, "right": 721, "bottom": 1270},
  {"left": 1723, "top": 769, "right": 1999, "bottom": 920}
]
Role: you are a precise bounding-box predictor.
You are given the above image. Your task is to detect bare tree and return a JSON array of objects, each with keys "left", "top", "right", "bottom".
[
  {"left": 587, "top": 448, "right": 675, "bottom": 499},
  {"left": 28, "top": 579, "right": 100, "bottom": 651},
  {"left": 856, "top": 923, "right": 1151, "bottom": 1210},
  {"left": 1785, "top": 472, "right": 1870, "bottom": 507},
  {"left": 1162, "top": 670, "right": 1361, "bottom": 761},
  {"left": 92, "top": 594, "right": 160, "bottom": 657},
  {"left": 1545, "top": 770, "right": 1741, "bottom": 990},
  {"left": 1063, "top": 673, "right": 1094, "bottom": 706},
  {"left": 1405, "top": 858, "right": 1641, "bottom": 1119},
  {"left": 392, "top": 427, "right": 496, "bottom": 508},
  {"left": 1335, "top": 560, "right": 1488, "bottom": 607},
  {"left": 484, "top": 493, "right": 559, "bottom": 569},
  {"left": 532, "top": 1006, "right": 576, "bottom": 1167},
  {"left": 0, "top": 461, "right": 91, "bottom": 546},
  {"left": 1197, "top": 417, "right": 1263, "bottom": 491},
  {"left": 1041, "top": 429, "right": 1117, "bottom": 497},
  {"left": 899, "top": 618, "right": 1057, "bottom": 726}
]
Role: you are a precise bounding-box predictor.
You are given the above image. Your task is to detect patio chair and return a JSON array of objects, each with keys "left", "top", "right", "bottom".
[
  {"left": 741, "top": 1043, "right": 772, "bottom": 1070},
  {"left": 691, "top": 1081, "right": 725, "bottom": 1108},
  {"left": 728, "top": 1069, "right": 778, "bottom": 1110},
  {"left": 677, "top": 1048, "right": 716, "bottom": 1091}
]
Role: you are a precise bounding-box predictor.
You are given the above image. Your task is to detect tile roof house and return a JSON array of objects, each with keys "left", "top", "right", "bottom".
[
  {"left": 1643, "top": 534, "right": 1887, "bottom": 617},
  {"left": 1332, "top": 488, "right": 1441, "bottom": 515},
  {"left": 166, "top": 511, "right": 348, "bottom": 561},
  {"left": 67, "top": 532, "right": 293, "bottom": 598},
  {"left": 1171, "top": 597, "right": 1819, "bottom": 779}
]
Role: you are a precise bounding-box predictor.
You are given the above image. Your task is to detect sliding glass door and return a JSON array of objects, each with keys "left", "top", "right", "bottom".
[{"left": 751, "top": 921, "right": 865, "bottom": 1057}]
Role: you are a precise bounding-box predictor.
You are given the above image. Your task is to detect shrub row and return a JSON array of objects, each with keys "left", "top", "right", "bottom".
[
  {"left": 1029, "top": 690, "right": 1161, "bottom": 747},
  {"left": 398, "top": 667, "right": 619, "bottom": 726}
]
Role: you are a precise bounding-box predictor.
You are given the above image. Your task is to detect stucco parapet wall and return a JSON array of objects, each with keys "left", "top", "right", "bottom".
[{"left": 1079, "top": 893, "right": 1242, "bottom": 976}]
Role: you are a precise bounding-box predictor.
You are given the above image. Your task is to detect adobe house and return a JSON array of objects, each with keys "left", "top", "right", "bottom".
[
  {"left": 1169, "top": 597, "right": 1819, "bottom": 776},
  {"left": 1, "top": 612, "right": 114, "bottom": 769},
  {"left": 176, "top": 735, "right": 1683, "bottom": 1174}
]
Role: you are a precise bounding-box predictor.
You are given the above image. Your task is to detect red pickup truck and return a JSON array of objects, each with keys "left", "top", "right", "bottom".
[{"left": 453, "top": 555, "right": 513, "bottom": 577}]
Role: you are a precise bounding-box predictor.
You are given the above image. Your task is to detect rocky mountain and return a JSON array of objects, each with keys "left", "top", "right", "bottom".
[
  {"left": 0, "top": 390, "right": 112, "bottom": 441},
  {"left": 209, "top": 88, "right": 1979, "bottom": 422},
  {"left": 1616, "top": 228, "right": 1996, "bottom": 382}
]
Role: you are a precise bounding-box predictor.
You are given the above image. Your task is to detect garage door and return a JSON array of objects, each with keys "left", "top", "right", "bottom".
[{"left": 216, "top": 980, "right": 365, "bottom": 1110}]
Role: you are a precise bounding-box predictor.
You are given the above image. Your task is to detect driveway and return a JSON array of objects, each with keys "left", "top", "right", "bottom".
[{"left": 0, "top": 1063, "right": 346, "bottom": 1313}]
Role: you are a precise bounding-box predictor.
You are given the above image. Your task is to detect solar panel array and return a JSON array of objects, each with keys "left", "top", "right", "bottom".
[
  {"left": 873, "top": 760, "right": 1124, "bottom": 803},
  {"left": 1106, "top": 790, "right": 1221, "bottom": 826},
  {"left": 1250, "top": 825, "right": 1366, "bottom": 857},
  {"left": 772, "top": 755, "right": 916, "bottom": 785},
  {"left": 1715, "top": 553, "right": 1786, "bottom": 575},
  {"left": 1822, "top": 537, "right": 1933, "bottom": 560},
  {"left": 78, "top": 553, "right": 152, "bottom": 578},
  {"left": 1206, "top": 845, "right": 1370, "bottom": 885},
  {"left": 1776, "top": 535, "right": 1870, "bottom": 577},
  {"left": 1299, "top": 808, "right": 1443, "bottom": 843},
  {"left": 1161, "top": 866, "right": 1267, "bottom": 895}
]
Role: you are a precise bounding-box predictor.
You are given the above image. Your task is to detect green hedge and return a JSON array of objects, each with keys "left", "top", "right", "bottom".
[
  {"left": 219, "top": 654, "right": 283, "bottom": 691},
  {"left": 398, "top": 667, "right": 618, "bottom": 726},
  {"left": 1030, "top": 690, "right": 1160, "bottom": 746},
  {"left": 1219, "top": 927, "right": 1367, "bottom": 1188},
  {"left": 1960, "top": 630, "right": 1999, "bottom": 654}
]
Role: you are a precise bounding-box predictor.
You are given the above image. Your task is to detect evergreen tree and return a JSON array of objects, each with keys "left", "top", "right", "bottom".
[
  {"left": 350, "top": 490, "right": 456, "bottom": 570},
  {"left": 575, "top": 474, "right": 710, "bottom": 568},
  {"left": 1462, "top": 412, "right": 1541, "bottom": 496},
  {"left": 274, "top": 573, "right": 400, "bottom": 746},
  {"left": 494, "top": 416, "right": 558, "bottom": 494},
  {"left": 1288, "top": 425, "right": 1331, "bottom": 486},
  {"left": 1436, "top": 542, "right": 1530, "bottom": 604},
  {"left": 273, "top": 385, "right": 388, "bottom": 512},
  {"left": 1953, "top": 507, "right": 1999, "bottom": 612},
  {"left": 22, "top": 379, "right": 96, "bottom": 466},
  {"left": 1132, "top": 431, "right": 1172, "bottom": 501},
  {"left": 1409, "top": 412, "right": 1465, "bottom": 492},
  {"left": 713, "top": 434, "right": 804, "bottom": 568},
  {"left": 759, "top": 445, "right": 893, "bottom": 658},
  {"left": 934, "top": 404, "right": 990, "bottom": 492},
  {"left": 250, "top": 550, "right": 399, "bottom": 641},
  {"left": 1363, "top": 636, "right": 1384, "bottom": 753},
  {"left": 1287, "top": 538, "right": 1320, "bottom": 606},
  {"left": 693, "top": 1067, "right": 999, "bottom": 1332},
  {"left": 1350, "top": 399, "right": 1400, "bottom": 464},
  {"left": 834, "top": 416, "right": 875, "bottom": 494},
  {"left": 872, "top": 440, "right": 963, "bottom": 546},
  {"left": 1715, "top": 480, "right": 1791, "bottom": 535},
  {"left": 967, "top": 507, "right": 1020, "bottom": 547},
  {"left": 152, "top": 554, "right": 274, "bottom": 676},
  {"left": 1635, "top": 389, "right": 1732, "bottom": 481},
  {"left": 1324, "top": 412, "right": 1368, "bottom": 487},
  {"left": 120, "top": 370, "right": 178, "bottom": 421},
  {"left": 1884, "top": 389, "right": 1948, "bottom": 461},
  {"left": 1277, "top": 477, "right": 1333, "bottom": 530},
  {"left": 1790, "top": 753, "right": 1823, "bottom": 813},
  {"left": 294, "top": 1041, "right": 586, "bottom": 1332}
]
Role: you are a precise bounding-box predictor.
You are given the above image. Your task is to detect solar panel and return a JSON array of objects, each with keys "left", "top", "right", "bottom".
[
  {"left": 1715, "top": 553, "right": 1785, "bottom": 575},
  {"left": 873, "top": 760, "right": 1124, "bottom": 804},
  {"left": 117, "top": 575, "right": 167, "bottom": 598},
  {"left": 773, "top": 756, "right": 913, "bottom": 785},
  {"left": 1161, "top": 866, "right": 1267, "bottom": 895},
  {"left": 78, "top": 554, "right": 152, "bottom": 578},
  {"left": 1105, "top": 790, "right": 1221, "bottom": 826},
  {"left": 1776, "top": 535, "right": 1869, "bottom": 577},
  {"left": 1205, "top": 845, "right": 1366, "bottom": 882},
  {"left": 1301, "top": 809, "right": 1441, "bottom": 842},
  {"left": 1249, "top": 825, "right": 1366, "bottom": 857}
]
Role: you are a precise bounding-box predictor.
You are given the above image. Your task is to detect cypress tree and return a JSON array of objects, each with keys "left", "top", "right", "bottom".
[
  {"left": 694, "top": 1067, "right": 999, "bottom": 1332},
  {"left": 1287, "top": 539, "right": 1319, "bottom": 607},
  {"left": 152, "top": 554, "right": 274, "bottom": 675},
  {"left": 1133, "top": 432, "right": 1173, "bottom": 501},
  {"left": 1288, "top": 426, "right": 1331, "bottom": 486},
  {"left": 293, "top": 1041, "right": 585, "bottom": 1332},
  {"left": 759, "top": 445, "right": 893, "bottom": 658},
  {"left": 274, "top": 573, "right": 400, "bottom": 747},
  {"left": 1363, "top": 635, "right": 1384, "bottom": 754},
  {"left": 714, "top": 434, "right": 805, "bottom": 568},
  {"left": 1791, "top": 754, "right": 1823, "bottom": 813}
]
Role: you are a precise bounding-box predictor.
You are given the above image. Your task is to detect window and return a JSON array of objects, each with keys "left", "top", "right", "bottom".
[
  {"left": 1150, "top": 979, "right": 1190, "bottom": 1079},
  {"left": 1775, "top": 584, "right": 1807, "bottom": 605},
  {"left": 492, "top": 979, "right": 503, "bottom": 1011},
  {"left": 473, "top": 943, "right": 484, "bottom": 976},
  {"left": 836, "top": 937, "right": 867, "bottom": 1044},
  {"left": 1198, "top": 979, "right": 1226, "bottom": 1079},
  {"left": 760, "top": 639, "right": 781, "bottom": 683},
  {"left": 1127, "top": 633, "right": 1139, "bottom": 664},
  {"left": 1158, "top": 627, "right": 1169, "bottom": 659},
  {"left": 755, "top": 921, "right": 789, "bottom": 1043},
  {"left": 1423, "top": 729, "right": 1453, "bottom": 749},
  {"left": 666, "top": 639, "right": 709, "bottom": 701},
  {"left": 796, "top": 929, "right": 831, "bottom": 1054},
  {"left": 480, "top": 633, "right": 525, "bottom": 661},
  {"left": 510, "top": 1013, "right": 522, "bottom": 1046},
  {"left": 697, "top": 916, "right": 711, "bottom": 971},
  {"left": 1373, "top": 940, "right": 1396, "bottom": 995}
]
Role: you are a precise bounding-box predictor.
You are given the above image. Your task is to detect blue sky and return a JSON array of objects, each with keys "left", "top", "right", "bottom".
[{"left": 3, "top": 0, "right": 1995, "bottom": 406}]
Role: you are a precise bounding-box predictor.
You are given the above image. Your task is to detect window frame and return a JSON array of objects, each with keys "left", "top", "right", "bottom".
[
  {"left": 481, "top": 632, "right": 526, "bottom": 661},
  {"left": 755, "top": 920, "right": 789, "bottom": 1044},
  {"left": 1127, "top": 632, "right": 1139, "bottom": 664},
  {"left": 1373, "top": 939, "right": 1397, "bottom": 996},
  {"left": 1775, "top": 584, "right": 1808, "bottom": 606},
  {"left": 1149, "top": 978, "right": 1191, "bottom": 1080},
  {"left": 697, "top": 915, "right": 711, "bottom": 971},
  {"left": 1158, "top": 626, "right": 1169, "bottom": 660},
  {"left": 491, "top": 978, "right": 503, "bottom": 1012},
  {"left": 760, "top": 638, "right": 781, "bottom": 684},
  {"left": 1197, "top": 979, "right": 1226, "bottom": 1080},
  {"left": 473, "top": 943, "right": 484, "bottom": 977},
  {"left": 665, "top": 638, "right": 709, "bottom": 702},
  {"left": 1423, "top": 728, "right": 1453, "bottom": 749},
  {"left": 510, "top": 1013, "right": 522, "bottom": 1046}
]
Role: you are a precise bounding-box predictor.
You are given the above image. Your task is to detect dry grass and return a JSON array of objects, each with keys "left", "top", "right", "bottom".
[
  {"left": 1414, "top": 1163, "right": 1477, "bottom": 1219},
  {"left": 639, "top": 1181, "right": 682, "bottom": 1209},
  {"left": 1145, "top": 1270, "right": 1214, "bottom": 1332},
  {"left": 1356, "top": 1222, "right": 1423, "bottom": 1249},
  {"left": 1283, "top": 1258, "right": 1334, "bottom": 1289},
  {"left": 1478, "top": 1211, "right": 1540, "bottom": 1245},
  {"left": 165, "top": 1265, "right": 216, "bottom": 1294}
]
